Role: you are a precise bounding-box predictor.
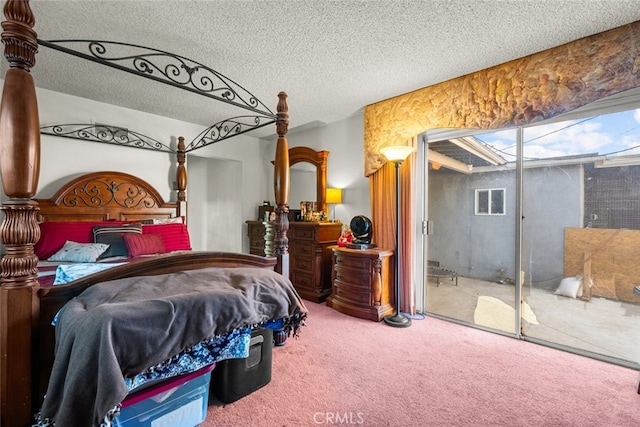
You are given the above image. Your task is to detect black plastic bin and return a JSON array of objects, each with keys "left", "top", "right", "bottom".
[{"left": 211, "top": 328, "right": 273, "bottom": 404}]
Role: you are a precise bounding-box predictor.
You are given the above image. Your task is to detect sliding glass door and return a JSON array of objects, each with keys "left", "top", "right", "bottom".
[
  {"left": 520, "top": 109, "right": 640, "bottom": 366},
  {"left": 424, "top": 129, "right": 518, "bottom": 335},
  {"left": 422, "top": 102, "right": 640, "bottom": 368}
]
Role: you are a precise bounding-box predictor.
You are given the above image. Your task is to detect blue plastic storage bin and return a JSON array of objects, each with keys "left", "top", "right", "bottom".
[{"left": 113, "top": 367, "right": 213, "bottom": 427}]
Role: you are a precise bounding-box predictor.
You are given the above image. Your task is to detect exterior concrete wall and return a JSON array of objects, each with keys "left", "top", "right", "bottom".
[{"left": 428, "top": 164, "right": 583, "bottom": 288}]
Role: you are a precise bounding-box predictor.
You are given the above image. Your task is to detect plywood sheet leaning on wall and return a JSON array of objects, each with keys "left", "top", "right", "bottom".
[{"left": 564, "top": 228, "right": 640, "bottom": 303}]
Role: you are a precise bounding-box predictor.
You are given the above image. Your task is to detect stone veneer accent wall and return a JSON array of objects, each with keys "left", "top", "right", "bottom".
[{"left": 364, "top": 21, "right": 640, "bottom": 177}]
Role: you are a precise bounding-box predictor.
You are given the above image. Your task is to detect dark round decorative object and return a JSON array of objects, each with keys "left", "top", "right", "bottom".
[
  {"left": 347, "top": 215, "right": 376, "bottom": 249},
  {"left": 350, "top": 215, "right": 372, "bottom": 244}
]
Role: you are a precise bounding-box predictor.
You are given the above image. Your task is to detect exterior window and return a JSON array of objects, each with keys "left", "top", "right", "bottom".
[{"left": 475, "top": 188, "right": 505, "bottom": 215}]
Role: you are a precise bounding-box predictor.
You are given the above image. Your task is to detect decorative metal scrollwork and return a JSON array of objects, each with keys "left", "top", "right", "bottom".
[
  {"left": 40, "top": 124, "right": 175, "bottom": 153},
  {"left": 187, "top": 115, "right": 276, "bottom": 151},
  {"left": 37, "top": 39, "right": 277, "bottom": 117}
]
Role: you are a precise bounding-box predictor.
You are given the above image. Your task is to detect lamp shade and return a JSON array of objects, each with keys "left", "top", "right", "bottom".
[
  {"left": 326, "top": 188, "right": 342, "bottom": 204},
  {"left": 380, "top": 145, "right": 415, "bottom": 163}
]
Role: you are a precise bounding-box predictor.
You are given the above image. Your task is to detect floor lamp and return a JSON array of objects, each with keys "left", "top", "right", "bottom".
[{"left": 380, "top": 145, "right": 415, "bottom": 328}]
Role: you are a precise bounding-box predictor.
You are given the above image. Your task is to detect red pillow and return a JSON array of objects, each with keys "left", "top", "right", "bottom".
[
  {"left": 35, "top": 221, "right": 126, "bottom": 260},
  {"left": 122, "top": 233, "right": 166, "bottom": 257},
  {"left": 141, "top": 223, "right": 191, "bottom": 252}
]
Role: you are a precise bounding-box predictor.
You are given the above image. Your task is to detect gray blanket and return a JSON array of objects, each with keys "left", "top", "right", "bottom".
[{"left": 37, "top": 267, "right": 306, "bottom": 427}]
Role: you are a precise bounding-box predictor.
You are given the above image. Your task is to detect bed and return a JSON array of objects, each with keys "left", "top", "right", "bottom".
[
  {"left": 32, "top": 169, "right": 306, "bottom": 425},
  {"left": 0, "top": 1, "right": 297, "bottom": 426}
]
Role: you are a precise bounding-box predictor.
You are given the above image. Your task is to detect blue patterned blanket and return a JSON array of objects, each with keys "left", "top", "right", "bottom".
[{"left": 37, "top": 266, "right": 307, "bottom": 427}]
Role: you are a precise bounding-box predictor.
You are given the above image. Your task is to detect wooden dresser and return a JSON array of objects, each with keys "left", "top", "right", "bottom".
[
  {"left": 245, "top": 220, "right": 274, "bottom": 257},
  {"left": 289, "top": 221, "right": 342, "bottom": 302},
  {"left": 327, "top": 246, "right": 394, "bottom": 321}
]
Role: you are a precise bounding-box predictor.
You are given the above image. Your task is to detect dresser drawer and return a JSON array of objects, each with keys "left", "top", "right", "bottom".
[
  {"left": 291, "top": 271, "right": 314, "bottom": 290},
  {"left": 291, "top": 256, "right": 317, "bottom": 273},
  {"left": 335, "top": 254, "right": 373, "bottom": 271},
  {"left": 334, "top": 266, "right": 372, "bottom": 289},
  {"left": 250, "top": 243, "right": 265, "bottom": 252},
  {"left": 249, "top": 247, "right": 265, "bottom": 256},
  {"left": 250, "top": 238, "right": 266, "bottom": 248},
  {"left": 292, "top": 241, "right": 315, "bottom": 258},
  {"left": 248, "top": 225, "right": 265, "bottom": 237},
  {"left": 333, "top": 280, "right": 372, "bottom": 307},
  {"left": 290, "top": 226, "right": 316, "bottom": 241}
]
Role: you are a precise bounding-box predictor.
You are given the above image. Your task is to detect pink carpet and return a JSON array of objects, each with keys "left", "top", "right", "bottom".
[{"left": 203, "top": 301, "right": 640, "bottom": 426}]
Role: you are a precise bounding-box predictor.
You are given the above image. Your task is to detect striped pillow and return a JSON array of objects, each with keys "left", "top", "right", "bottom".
[
  {"left": 141, "top": 223, "right": 191, "bottom": 252},
  {"left": 122, "top": 233, "right": 166, "bottom": 257},
  {"left": 93, "top": 223, "right": 142, "bottom": 258}
]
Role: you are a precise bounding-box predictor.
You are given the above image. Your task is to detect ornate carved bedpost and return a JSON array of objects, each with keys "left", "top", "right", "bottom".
[
  {"left": 176, "top": 136, "right": 187, "bottom": 220},
  {"left": 0, "top": 0, "right": 41, "bottom": 425},
  {"left": 273, "top": 92, "right": 290, "bottom": 278}
]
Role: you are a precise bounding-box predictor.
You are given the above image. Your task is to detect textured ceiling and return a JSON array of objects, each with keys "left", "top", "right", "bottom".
[{"left": 5, "top": 0, "right": 640, "bottom": 139}]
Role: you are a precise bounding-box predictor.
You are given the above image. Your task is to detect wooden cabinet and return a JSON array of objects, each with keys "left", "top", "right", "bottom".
[
  {"left": 327, "top": 246, "right": 394, "bottom": 321},
  {"left": 246, "top": 220, "right": 274, "bottom": 257},
  {"left": 289, "top": 222, "right": 342, "bottom": 302}
]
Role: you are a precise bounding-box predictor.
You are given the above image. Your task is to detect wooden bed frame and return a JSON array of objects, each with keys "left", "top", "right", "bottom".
[
  {"left": 0, "top": 1, "right": 292, "bottom": 425},
  {"left": 32, "top": 168, "right": 284, "bottom": 407}
]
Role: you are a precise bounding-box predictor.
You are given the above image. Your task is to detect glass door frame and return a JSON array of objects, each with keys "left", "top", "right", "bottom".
[
  {"left": 417, "top": 128, "right": 524, "bottom": 337},
  {"left": 416, "top": 91, "right": 640, "bottom": 370}
]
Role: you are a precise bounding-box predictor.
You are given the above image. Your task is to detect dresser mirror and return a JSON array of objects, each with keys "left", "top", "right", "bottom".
[
  {"left": 290, "top": 161, "right": 317, "bottom": 212},
  {"left": 288, "top": 146, "right": 329, "bottom": 217}
]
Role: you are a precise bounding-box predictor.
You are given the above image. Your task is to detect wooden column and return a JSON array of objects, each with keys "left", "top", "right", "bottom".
[
  {"left": 316, "top": 150, "right": 329, "bottom": 214},
  {"left": 273, "top": 92, "right": 290, "bottom": 278},
  {"left": 0, "top": 0, "right": 41, "bottom": 425},
  {"left": 176, "top": 136, "right": 187, "bottom": 221}
]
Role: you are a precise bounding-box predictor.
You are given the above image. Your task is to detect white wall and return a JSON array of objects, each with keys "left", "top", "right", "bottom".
[
  {"left": 35, "top": 88, "right": 203, "bottom": 201},
  {"left": 188, "top": 156, "right": 243, "bottom": 252},
  {"left": 187, "top": 131, "right": 274, "bottom": 252}
]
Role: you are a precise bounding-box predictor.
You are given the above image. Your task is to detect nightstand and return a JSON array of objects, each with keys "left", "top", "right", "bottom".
[{"left": 327, "top": 246, "right": 394, "bottom": 321}]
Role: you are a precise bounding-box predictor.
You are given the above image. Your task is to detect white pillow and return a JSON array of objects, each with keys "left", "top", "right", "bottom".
[
  {"left": 153, "top": 216, "right": 184, "bottom": 224},
  {"left": 47, "top": 241, "right": 110, "bottom": 263},
  {"left": 554, "top": 276, "right": 583, "bottom": 299}
]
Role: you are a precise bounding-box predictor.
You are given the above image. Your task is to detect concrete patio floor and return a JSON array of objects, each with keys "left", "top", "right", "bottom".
[{"left": 425, "top": 275, "right": 640, "bottom": 366}]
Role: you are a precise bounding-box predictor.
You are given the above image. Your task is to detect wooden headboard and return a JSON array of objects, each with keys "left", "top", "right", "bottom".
[{"left": 35, "top": 171, "right": 181, "bottom": 223}]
